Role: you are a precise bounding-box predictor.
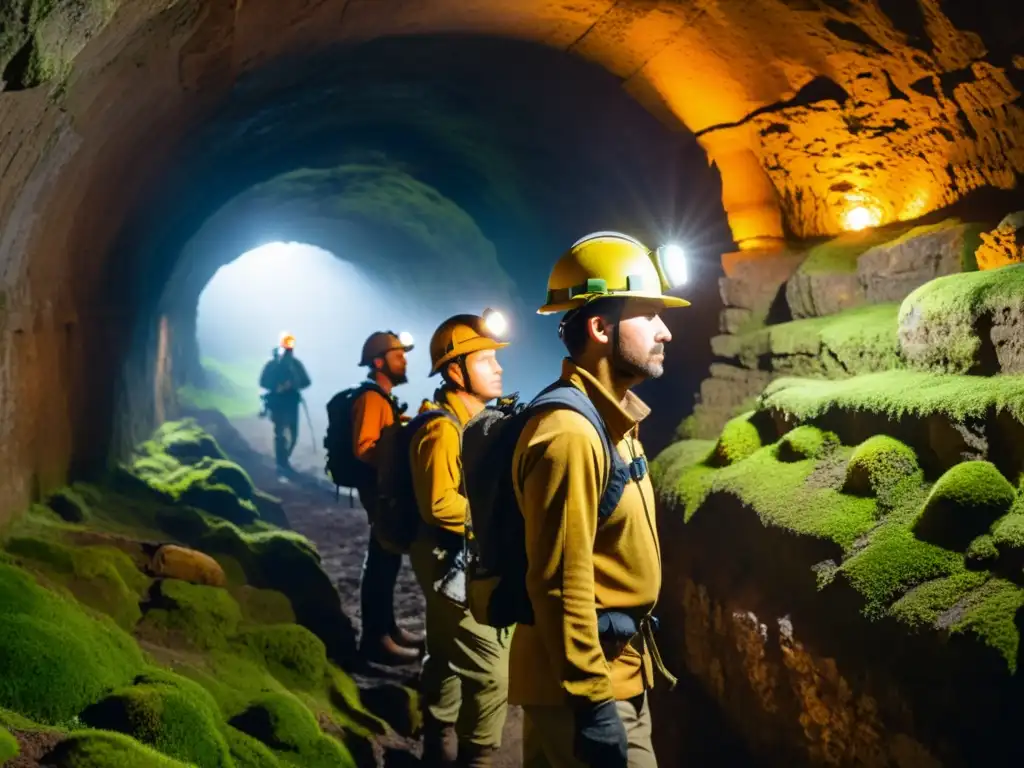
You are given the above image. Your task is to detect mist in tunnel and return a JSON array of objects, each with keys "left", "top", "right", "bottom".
[{"left": 194, "top": 239, "right": 571, "bottom": 451}]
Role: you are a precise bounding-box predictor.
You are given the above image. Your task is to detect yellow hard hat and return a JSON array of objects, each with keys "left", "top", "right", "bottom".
[
  {"left": 538, "top": 231, "right": 691, "bottom": 315},
  {"left": 429, "top": 310, "right": 509, "bottom": 375},
  {"left": 360, "top": 330, "right": 414, "bottom": 366}
]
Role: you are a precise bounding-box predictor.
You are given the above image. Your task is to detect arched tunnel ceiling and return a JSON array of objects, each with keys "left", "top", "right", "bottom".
[
  {"left": 2, "top": 0, "right": 1022, "bottom": 318},
  {"left": 0, "top": 0, "right": 1021, "bottom": 514}
]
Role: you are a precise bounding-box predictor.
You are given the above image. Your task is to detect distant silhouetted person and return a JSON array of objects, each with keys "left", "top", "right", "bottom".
[{"left": 259, "top": 333, "right": 311, "bottom": 480}]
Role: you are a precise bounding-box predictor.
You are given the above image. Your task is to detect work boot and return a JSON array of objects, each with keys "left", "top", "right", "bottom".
[
  {"left": 422, "top": 716, "right": 458, "bottom": 766},
  {"left": 391, "top": 625, "right": 425, "bottom": 650},
  {"left": 458, "top": 742, "right": 498, "bottom": 768},
  {"left": 360, "top": 634, "right": 421, "bottom": 666}
]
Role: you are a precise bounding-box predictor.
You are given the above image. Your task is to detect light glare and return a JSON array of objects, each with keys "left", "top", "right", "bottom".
[
  {"left": 398, "top": 331, "right": 415, "bottom": 347},
  {"left": 660, "top": 244, "right": 688, "bottom": 287},
  {"left": 842, "top": 205, "right": 881, "bottom": 232},
  {"left": 483, "top": 309, "right": 508, "bottom": 337}
]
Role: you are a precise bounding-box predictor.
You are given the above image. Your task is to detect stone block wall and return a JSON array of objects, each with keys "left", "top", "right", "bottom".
[{"left": 687, "top": 221, "right": 986, "bottom": 440}]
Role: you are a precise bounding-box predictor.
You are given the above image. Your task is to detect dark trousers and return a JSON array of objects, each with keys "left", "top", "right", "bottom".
[
  {"left": 358, "top": 487, "right": 402, "bottom": 642},
  {"left": 271, "top": 403, "right": 299, "bottom": 470}
]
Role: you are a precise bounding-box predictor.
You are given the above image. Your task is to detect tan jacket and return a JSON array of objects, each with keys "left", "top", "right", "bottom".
[
  {"left": 509, "top": 358, "right": 660, "bottom": 707},
  {"left": 408, "top": 389, "right": 472, "bottom": 535}
]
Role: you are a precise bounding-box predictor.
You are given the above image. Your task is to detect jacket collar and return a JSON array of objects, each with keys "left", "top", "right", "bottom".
[{"left": 559, "top": 358, "right": 650, "bottom": 440}]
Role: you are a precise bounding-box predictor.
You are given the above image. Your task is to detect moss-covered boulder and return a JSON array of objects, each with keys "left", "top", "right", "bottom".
[
  {"left": 230, "top": 693, "right": 355, "bottom": 768},
  {"left": 913, "top": 461, "right": 1017, "bottom": 550},
  {"left": 0, "top": 725, "right": 18, "bottom": 761},
  {"left": 0, "top": 563, "right": 145, "bottom": 723},
  {"left": 153, "top": 419, "right": 227, "bottom": 463},
  {"left": 233, "top": 586, "right": 295, "bottom": 625},
  {"left": 710, "top": 412, "right": 762, "bottom": 467},
  {"left": 899, "top": 263, "right": 1024, "bottom": 375},
  {"left": 4, "top": 536, "right": 150, "bottom": 630},
  {"left": 842, "top": 435, "right": 921, "bottom": 505},
  {"left": 80, "top": 670, "right": 232, "bottom": 767},
  {"left": 776, "top": 425, "right": 837, "bottom": 462},
  {"left": 238, "top": 624, "right": 328, "bottom": 690},
  {"left": 138, "top": 579, "right": 242, "bottom": 650},
  {"left": 225, "top": 726, "right": 283, "bottom": 768},
  {"left": 42, "top": 730, "right": 191, "bottom": 768}
]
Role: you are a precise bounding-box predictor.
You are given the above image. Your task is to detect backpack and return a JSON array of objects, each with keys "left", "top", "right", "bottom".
[
  {"left": 373, "top": 407, "right": 461, "bottom": 555},
  {"left": 323, "top": 382, "right": 398, "bottom": 493},
  {"left": 462, "top": 381, "right": 642, "bottom": 630}
]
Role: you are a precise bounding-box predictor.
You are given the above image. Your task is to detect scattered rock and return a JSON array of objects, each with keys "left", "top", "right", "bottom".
[
  {"left": 858, "top": 222, "right": 982, "bottom": 304},
  {"left": 976, "top": 212, "right": 1024, "bottom": 270},
  {"left": 151, "top": 544, "right": 227, "bottom": 587}
]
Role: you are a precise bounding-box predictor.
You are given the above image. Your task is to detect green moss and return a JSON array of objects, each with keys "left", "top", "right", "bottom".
[
  {"left": 5, "top": 537, "right": 149, "bottom": 629},
  {"left": 0, "top": 563, "right": 145, "bottom": 724},
  {"left": 798, "top": 229, "right": 907, "bottom": 275},
  {"left": 948, "top": 578, "right": 1024, "bottom": 672},
  {"left": 713, "top": 447, "right": 878, "bottom": 549},
  {"left": 229, "top": 693, "right": 354, "bottom": 768},
  {"left": 843, "top": 435, "right": 921, "bottom": 509},
  {"left": 966, "top": 534, "right": 1000, "bottom": 567},
  {"left": 992, "top": 512, "right": 1024, "bottom": 554},
  {"left": 776, "top": 426, "right": 838, "bottom": 462},
  {"left": 913, "top": 461, "right": 1016, "bottom": 550},
  {"left": 898, "top": 263, "right": 1024, "bottom": 372},
  {"left": 225, "top": 725, "right": 283, "bottom": 768},
  {"left": 711, "top": 412, "right": 762, "bottom": 466},
  {"left": 139, "top": 579, "right": 242, "bottom": 650},
  {"left": 80, "top": 669, "right": 232, "bottom": 767},
  {"left": 233, "top": 586, "right": 296, "bottom": 625},
  {"left": 0, "top": 726, "right": 18, "bottom": 761},
  {"left": 153, "top": 419, "right": 227, "bottom": 463},
  {"left": 840, "top": 501, "right": 964, "bottom": 617},
  {"left": 769, "top": 303, "right": 901, "bottom": 376},
  {"left": 42, "top": 730, "right": 192, "bottom": 767},
  {"left": 238, "top": 624, "right": 328, "bottom": 690},
  {"left": 761, "top": 370, "right": 1024, "bottom": 424},
  {"left": 889, "top": 571, "right": 991, "bottom": 628}
]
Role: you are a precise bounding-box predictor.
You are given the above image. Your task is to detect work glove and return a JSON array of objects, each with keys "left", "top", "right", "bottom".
[{"left": 573, "top": 699, "right": 628, "bottom": 768}]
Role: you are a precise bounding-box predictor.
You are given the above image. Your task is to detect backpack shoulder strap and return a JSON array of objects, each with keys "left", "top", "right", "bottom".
[
  {"left": 409, "top": 407, "right": 461, "bottom": 434},
  {"left": 358, "top": 381, "right": 403, "bottom": 420},
  {"left": 528, "top": 382, "right": 628, "bottom": 521}
]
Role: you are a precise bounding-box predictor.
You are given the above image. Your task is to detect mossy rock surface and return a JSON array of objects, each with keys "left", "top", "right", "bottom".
[
  {"left": 42, "top": 730, "right": 191, "bottom": 768},
  {"left": 761, "top": 369, "right": 1024, "bottom": 425},
  {"left": 225, "top": 725, "right": 283, "bottom": 767},
  {"left": 230, "top": 693, "right": 355, "bottom": 768},
  {"left": 80, "top": 669, "right": 232, "bottom": 767},
  {"left": 238, "top": 624, "right": 328, "bottom": 690},
  {"left": 711, "top": 412, "right": 763, "bottom": 466},
  {"left": 843, "top": 435, "right": 921, "bottom": 509},
  {"left": 139, "top": 579, "right": 242, "bottom": 650},
  {"left": 0, "top": 725, "right": 18, "bottom": 760},
  {"left": 0, "top": 563, "right": 145, "bottom": 724},
  {"left": 776, "top": 425, "right": 838, "bottom": 462},
  {"left": 5, "top": 536, "right": 149, "bottom": 630},
  {"left": 913, "top": 461, "right": 1016, "bottom": 550},
  {"left": 899, "top": 262, "right": 1024, "bottom": 374}
]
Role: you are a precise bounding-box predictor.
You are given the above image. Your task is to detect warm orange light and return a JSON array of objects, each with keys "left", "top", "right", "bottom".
[
  {"left": 280, "top": 333, "right": 296, "bottom": 350},
  {"left": 842, "top": 204, "right": 882, "bottom": 232}
]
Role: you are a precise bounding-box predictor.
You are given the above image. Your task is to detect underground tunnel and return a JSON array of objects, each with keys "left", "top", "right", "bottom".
[{"left": 1, "top": 1, "right": 1024, "bottom": 766}]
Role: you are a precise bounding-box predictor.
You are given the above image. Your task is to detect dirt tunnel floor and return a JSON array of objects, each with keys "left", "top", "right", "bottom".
[{"left": 214, "top": 412, "right": 524, "bottom": 766}]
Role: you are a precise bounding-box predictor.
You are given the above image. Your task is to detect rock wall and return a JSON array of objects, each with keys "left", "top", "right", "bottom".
[
  {"left": 653, "top": 237, "right": 1024, "bottom": 765},
  {"left": 687, "top": 218, "right": 990, "bottom": 440}
]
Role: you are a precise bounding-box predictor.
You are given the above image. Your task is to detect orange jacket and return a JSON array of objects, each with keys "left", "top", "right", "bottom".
[{"left": 351, "top": 387, "right": 396, "bottom": 467}]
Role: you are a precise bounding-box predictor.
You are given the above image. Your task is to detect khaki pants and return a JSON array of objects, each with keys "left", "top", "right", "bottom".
[
  {"left": 410, "top": 537, "right": 511, "bottom": 748},
  {"left": 523, "top": 694, "right": 656, "bottom": 768}
]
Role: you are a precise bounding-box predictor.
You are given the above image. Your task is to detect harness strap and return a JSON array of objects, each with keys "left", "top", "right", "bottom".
[{"left": 640, "top": 616, "right": 677, "bottom": 690}]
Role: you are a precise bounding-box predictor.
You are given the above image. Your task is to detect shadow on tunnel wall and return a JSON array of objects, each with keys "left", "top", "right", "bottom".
[{"left": 95, "top": 33, "right": 732, "bottom": 465}]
